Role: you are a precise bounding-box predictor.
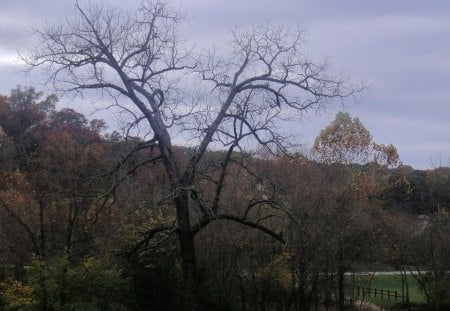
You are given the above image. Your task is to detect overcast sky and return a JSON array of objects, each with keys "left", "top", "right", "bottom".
[{"left": 1, "top": 0, "right": 449, "bottom": 169}]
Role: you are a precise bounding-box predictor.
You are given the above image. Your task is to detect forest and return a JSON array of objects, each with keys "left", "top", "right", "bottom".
[
  {"left": 0, "top": 86, "right": 449, "bottom": 311},
  {"left": 1, "top": 1, "right": 450, "bottom": 310}
]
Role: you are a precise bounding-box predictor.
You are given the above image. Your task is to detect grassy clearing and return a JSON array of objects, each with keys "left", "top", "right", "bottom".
[{"left": 347, "top": 274, "right": 425, "bottom": 308}]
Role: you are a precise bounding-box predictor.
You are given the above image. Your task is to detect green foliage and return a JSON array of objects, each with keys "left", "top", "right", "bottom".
[
  {"left": 415, "top": 272, "right": 450, "bottom": 307},
  {"left": 122, "top": 244, "right": 183, "bottom": 310},
  {"left": 1, "top": 254, "right": 132, "bottom": 311},
  {"left": 115, "top": 213, "right": 177, "bottom": 307}
]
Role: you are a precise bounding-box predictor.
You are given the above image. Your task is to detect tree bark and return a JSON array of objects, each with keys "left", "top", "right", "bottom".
[
  {"left": 337, "top": 249, "right": 345, "bottom": 311},
  {"left": 175, "top": 193, "right": 199, "bottom": 311},
  {"left": 337, "top": 266, "right": 345, "bottom": 310}
]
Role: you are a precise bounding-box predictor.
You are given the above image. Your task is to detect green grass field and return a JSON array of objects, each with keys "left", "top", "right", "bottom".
[{"left": 347, "top": 274, "right": 425, "bottom": 308}]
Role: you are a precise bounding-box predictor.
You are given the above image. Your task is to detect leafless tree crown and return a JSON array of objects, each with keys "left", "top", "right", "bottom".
[
  {"left": 24, "top": 0, "right": 357, "bottom": 157},
  {"left": 23, "top": 2, "right": 360, "bottom": 309}
]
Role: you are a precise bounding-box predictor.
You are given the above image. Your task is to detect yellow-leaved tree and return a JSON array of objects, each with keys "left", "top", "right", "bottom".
[{"left": 311, "top": 111, "right": 399, "bottom": 310}]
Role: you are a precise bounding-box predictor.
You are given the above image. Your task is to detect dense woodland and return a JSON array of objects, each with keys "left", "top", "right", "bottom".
[{"left": 0, "top": 87, "right": 449, "bottom": 310}]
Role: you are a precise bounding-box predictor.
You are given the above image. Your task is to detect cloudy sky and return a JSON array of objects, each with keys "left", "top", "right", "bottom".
[{"left": 0, "top": 0, "right": 449, "bottom": 169}]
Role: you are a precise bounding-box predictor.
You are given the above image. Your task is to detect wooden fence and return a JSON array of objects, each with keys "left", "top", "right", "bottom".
[{"left": 346, "top": 286, "right": 409, "bottom": 304}]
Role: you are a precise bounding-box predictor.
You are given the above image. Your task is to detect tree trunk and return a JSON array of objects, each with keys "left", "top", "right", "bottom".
[
  {"left": 175, "top": 193, "right": 199, "bottom": 311},
  {"left": 338, "top": 266, "right": 345, "bottom": 310},
  {"left": 337, "top": 248, "right": 345, "bottom": 311}
]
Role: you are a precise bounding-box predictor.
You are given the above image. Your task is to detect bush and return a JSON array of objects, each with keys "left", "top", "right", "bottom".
[
  {"left": 1, "top": 254, "right": 131, "bottom": 310},
  {"left": 0, "top": 279, "right": 34, "bottom": 310}
]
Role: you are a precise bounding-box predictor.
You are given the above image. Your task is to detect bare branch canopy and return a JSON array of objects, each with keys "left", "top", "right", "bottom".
[{"left": 23, "top": 1, "right": 360, "bottom": 309}]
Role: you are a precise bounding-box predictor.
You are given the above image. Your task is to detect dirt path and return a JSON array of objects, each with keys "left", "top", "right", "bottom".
[{"left": 354, "top": 300, "right": 386, "bottom": 311}]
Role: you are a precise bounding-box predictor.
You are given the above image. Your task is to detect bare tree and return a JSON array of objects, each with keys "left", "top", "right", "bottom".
[{"left": 23, "top": 1, "right": 357, "bottom": 309}]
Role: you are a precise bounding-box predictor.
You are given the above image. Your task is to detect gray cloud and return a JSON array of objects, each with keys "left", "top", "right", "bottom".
[{"left": 0, "top": 0, "right": 449, "bottom": 169}]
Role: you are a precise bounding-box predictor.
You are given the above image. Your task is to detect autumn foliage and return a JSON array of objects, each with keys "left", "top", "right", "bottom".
[{"left": 0, "top": 87, "right": 449, "bottom": 310}]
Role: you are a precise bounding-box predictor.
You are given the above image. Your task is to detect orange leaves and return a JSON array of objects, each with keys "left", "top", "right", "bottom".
[
  {"left": 0, "top": 170, "right": 40, "bottom": 243},
  {"left": 312, "top": 112, "right": 399, "bottom": 168},
  {"left": 312, "top": 112, "right": 372, "bottom": 165},
  {"left": 0, "top": 171, "right": 33, "bottom": 206},
  {"left": 37, "top": 126, "right": 108, "bottom": 184}
]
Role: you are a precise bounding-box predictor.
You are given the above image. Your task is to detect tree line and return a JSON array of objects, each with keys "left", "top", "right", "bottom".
[{"left": 0, "top": 87, "right": 449, "bottom": 310}]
